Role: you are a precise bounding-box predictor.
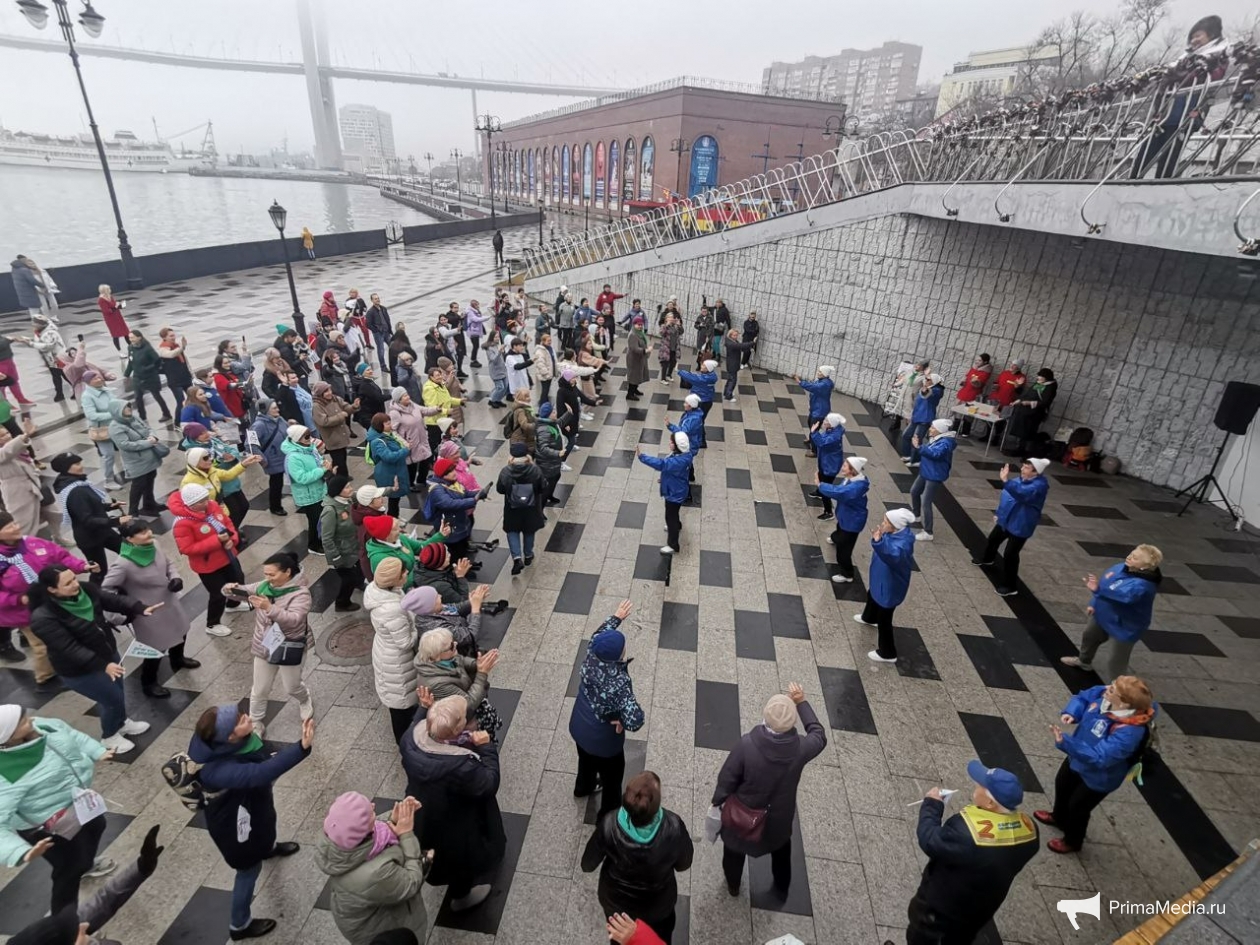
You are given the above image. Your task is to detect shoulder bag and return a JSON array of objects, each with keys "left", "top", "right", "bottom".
[{"left": 720, "top": 756, "right": 792, "bottom": 845}]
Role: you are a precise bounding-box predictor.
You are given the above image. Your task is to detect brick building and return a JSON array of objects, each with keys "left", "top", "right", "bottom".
[{"left": 485, "top": 79, "right": 846, "bottom": 217}]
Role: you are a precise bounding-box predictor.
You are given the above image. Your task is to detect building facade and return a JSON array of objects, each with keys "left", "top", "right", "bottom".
[
  {"left": 936, "top": 46, "right": 1061, "bottom": 116},
  {"left": 762, "top": 43, "right": 922, "bottom": 121},
  {"left": 487, "top": 81, "right": 847, "bottom": 216},
  {"left": 338, "top": 103, "right": 396, "bottom": 172}
]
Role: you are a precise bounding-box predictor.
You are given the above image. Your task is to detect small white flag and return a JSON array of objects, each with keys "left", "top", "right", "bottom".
[{"left": 124, "top": 640, "right": 166, "bottom": 660}]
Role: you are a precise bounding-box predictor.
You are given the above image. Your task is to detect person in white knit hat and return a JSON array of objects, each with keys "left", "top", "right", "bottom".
[
  {"left": 817, "top": 457, "right": 870, "bottom": 582},
  {"left": 975, "top": 459, "right": 1052, "bottom": 597},
  {"left": 796, "top": 366, "right": 836, "bottom": 458},
  {"left": 909, "top": 418, "right": 958, "bottom": 542},
  {"left": 636, "top": 431, "right": 694, "bottom": 555},
  {"left": 855, "top": 508, "right": 917, "bottom": 663}
]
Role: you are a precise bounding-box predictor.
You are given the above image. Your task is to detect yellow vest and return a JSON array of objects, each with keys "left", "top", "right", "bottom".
[{"left": 958, "top": 805, "right": 1038, "bottom": 848}]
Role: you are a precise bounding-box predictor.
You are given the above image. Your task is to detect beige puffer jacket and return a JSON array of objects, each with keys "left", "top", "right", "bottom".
[{"left": 365, "top": 581, "right": 417, "bottom": 709}]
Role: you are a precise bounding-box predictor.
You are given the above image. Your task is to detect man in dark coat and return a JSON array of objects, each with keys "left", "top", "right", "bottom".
[
  {"left": 51, "top": 453, "right": 124, "bottom": 580},
  {"left": 907, "top": 762, "right": 1038, "bottom": 945},
  {"left": 365, "top": 293, "right": 393, "bottom": 369},
  {"left": 401, "top": 693, "right": 506, "bottom": 913},
  {"left": 740, "top": 311, "right": 760, "bottom": 366},
  {"left": 492, "top": 230, "right": 505, "bottom": 267},
  {"left": 719, "top": 330, "right": 753, "bottom": 403},
  {"left": 712, "top": 684, "right": 826, "bottom": 895}
]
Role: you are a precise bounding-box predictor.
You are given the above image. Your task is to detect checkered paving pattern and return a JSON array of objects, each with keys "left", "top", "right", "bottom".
[{"left": 0, "top": 239, "right": 1258, "bottom": 945}]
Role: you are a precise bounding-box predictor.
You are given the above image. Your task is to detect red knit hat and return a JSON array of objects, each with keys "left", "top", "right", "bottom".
[
  {"left": 363, "top": 515, "right": 396, "bottom": 541},
  {"left": 433, "top": 456, "right": 458, "bottom": 479},
  {"left": 419, "top": 543, "right": 449, "bottom": 570}
]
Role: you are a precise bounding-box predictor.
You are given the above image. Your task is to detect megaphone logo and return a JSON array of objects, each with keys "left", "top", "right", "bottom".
[{"left": 1056, "top": 891, "right": 1101, "bottom": 931}]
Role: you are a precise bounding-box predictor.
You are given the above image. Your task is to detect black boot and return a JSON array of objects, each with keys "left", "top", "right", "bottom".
[{"left": 0, "top": 629, "right": 23, "bottom": 663}]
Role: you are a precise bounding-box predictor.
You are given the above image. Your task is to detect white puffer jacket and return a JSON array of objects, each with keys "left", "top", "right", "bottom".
[{"left": 364, "top": 581, "right": 418, "bottom": 709}]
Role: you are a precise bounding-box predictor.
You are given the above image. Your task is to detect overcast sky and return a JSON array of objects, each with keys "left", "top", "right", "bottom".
[{"left": 0, "top": 0, "right": 1252, "bottom": 159}]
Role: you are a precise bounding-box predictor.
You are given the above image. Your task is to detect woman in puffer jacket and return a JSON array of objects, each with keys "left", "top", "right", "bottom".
[
  {"left": 400, "top": 584, "right": 481, "bottom": 658},
  {"left": 107, "top": 402, "right": 169, "bottom": 517},
  {"left": 365, "top": 556, "right": 419, "bottom": 743},
  {"left": 414, "top": 622, "right": 501, "bottom": 741}
]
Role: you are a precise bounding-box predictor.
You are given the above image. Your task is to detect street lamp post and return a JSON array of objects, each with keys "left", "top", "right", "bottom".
[
  {"left": 18, "top": 0, "right": 143, "bottom": 289},
  {"left": 822, "top": 115, "right": 861, "bottom": 141},
  {"left": 268, "top": 200, "right": 305, "bottom": 338},
  {"left": 422, "top": 151, "right": 434, "bottom": 194},
  {"left": 474, "top": 114, "right": 501, "bottom": 228},
  {"left": 670, "top": 138, "right": 691, "bottom": 198},
  {"left": 450, "top": 148, "right": 462, "bottom": 201}
]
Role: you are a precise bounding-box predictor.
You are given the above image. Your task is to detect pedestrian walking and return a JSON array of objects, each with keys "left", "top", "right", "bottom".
[
  {"left": 302, "top": 226, "right": 316, "bottom": 259},
  {"left": 492, "top": 229, "right": 505, "bottom": 267},
  {"left": 636, "top": 433, "right": 694, "bottom": 555},
  {"left": 496, "top": 443, "right": 545, "bottom": 575},
  {"left": 817, "top": 457, "right": 869, "bottom": 584},
  {"left": 909, "top": 419, "right": 956, "bottom": 542},
  {"left": 1061, "top": 545, "right": 1163, "bottom": 682},
  {"left": 854, "top": 508, "right": 917, "bottom": 663},
  {"left": 10, "top": 255, "right": 48, "bottom": 319},
  {"left": 123, "top": 331, "right": 174, "bottom": 425},
  {"left": 974, "top": 459, "right": 1051, "bottom": 597}
]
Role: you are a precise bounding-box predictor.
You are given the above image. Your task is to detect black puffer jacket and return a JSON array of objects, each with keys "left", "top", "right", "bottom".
[
  {"left": 53, "top": 473, "right": 122, "bottom": 550},
  {"left": 588, "top": 808, "right": 693, "bottom": 924},
  {"left": 29, "top": 583, "right": 145, "bottom": 677}
]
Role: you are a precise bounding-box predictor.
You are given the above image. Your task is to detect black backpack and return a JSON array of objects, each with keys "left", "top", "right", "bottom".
[
  {"left": 508, "top": 480, "right": 536, "bottom": 509},
  {"left": 161, "top": 751, "right": 223, "bottom": 811}
]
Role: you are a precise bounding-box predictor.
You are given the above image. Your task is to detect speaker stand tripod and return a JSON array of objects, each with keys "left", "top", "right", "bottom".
[{"left": 1176, "top": 434, "right": 1240, "bottom": 522}]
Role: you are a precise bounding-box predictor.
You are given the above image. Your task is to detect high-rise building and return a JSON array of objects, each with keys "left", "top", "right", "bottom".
[
  {"left": 338, "top": 104, "right": 396, "bottom": 172},
  {"left": 762, "top": 42, "right": 922, "bottom": 121}
]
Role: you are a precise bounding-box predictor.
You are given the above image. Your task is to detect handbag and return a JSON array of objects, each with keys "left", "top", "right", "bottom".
[
  {"left": 267, "top": 639, "right": 305, "bottom": 666},
  {"left": 87, "top": 427, "right": 112, "bottom": 442},
  {"left": 720, "top": 764, "right": 791, "bottom": 845}
]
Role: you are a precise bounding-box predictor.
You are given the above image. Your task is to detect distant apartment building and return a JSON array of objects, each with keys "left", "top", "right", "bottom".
[
  {"left": 762, "top": 42, "right": 922, "bottom": 120},
  {"left": 338, "top": 103, "right": 396, "bottom": 172},
  {"left": 935, "top": 46, "right": 1061, "bottom": 116}
]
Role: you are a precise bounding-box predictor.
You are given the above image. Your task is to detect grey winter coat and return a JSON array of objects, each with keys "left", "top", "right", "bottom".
[
  {"left": 101, "top": 545, "right": 191, "bottom": 652},
  {"left": 625, "top": 329, "right": 650, "bottom": 385},
  {"left": 9, "top": 259, "right": 43, "bottom": 309},
  {"left": 711, "top": 700, "right": 826, "bottom": 856},
  {"left": 414, "top": 654, "right": 489, "bottom": 711},
  {"left": 314, "top": 830, "right": 430, "bottom": 945},
  {"left": 108, "top": 404, "right": 169, "bottom": 478},
  {"left": 485, "top": 341, "right": 507, "bottom": 381},
  {"left": 319, "top": 495, "right": 359, "bottom": 569}
]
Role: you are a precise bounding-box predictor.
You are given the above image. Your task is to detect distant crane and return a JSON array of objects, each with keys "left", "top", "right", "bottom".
[{"left": 151, "top": 119, "right": 218, "bottom": 165}]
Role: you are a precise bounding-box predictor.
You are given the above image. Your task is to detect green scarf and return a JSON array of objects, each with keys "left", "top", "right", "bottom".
[
  {"left": 257, "top": 581, "right": 299, "bottom": 600},
  {"left": 236, "top": 732, "right": 264, "bottom": 756},
  {"left": 617, "top": 806, "right": 664, "bottom": 844},
  {"left": 1032, "top": 382, "right": 1046, "bottom": 394},
  {"left": 436, "top": 658, "right": 458, "bottom": 670},
  {"left": 54, "top": 590, "right": 96, "bottom": 622},
  {"left": 119, "top": 542, "right": 157, "bottom": 567},
  {"left": 0, "top": 735, "right": 46, "bottom": 784}
]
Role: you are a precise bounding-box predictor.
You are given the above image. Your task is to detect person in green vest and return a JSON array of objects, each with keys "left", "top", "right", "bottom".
[{"left": 363, "top": 515, "right": 445, "bottom": 588}]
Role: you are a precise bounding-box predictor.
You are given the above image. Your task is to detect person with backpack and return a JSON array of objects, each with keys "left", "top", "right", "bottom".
[
  {"left": 817, "top": 457, "right": 869, "bottom": 584},
  {"left": 1036, "top": 676, "right": 1157, "bottom": 854},
  {"left": 636, "top": 433, "right": 694, "bottom": 556},
  {"left": 796, "top": 367, "right": 836, "bottom": 458},
  {"left": 1061, "top": 545, "right": 1163, "bottom": 682},
  {"left": 282, "top": 425, "right": 332, "bottom": 553},
  {"left": 188, "top": 704, "right": 314, "bottom": 941},
  {"left": 974, "top": 458, "right": 1051, "bottom": 597},
  {"left": 909, "top": 418, "right": 957, "bottom": 542},
  {"left": 250, "top": 399, "right": 290, "bottom": 516},
  {"left": 496, "top": 443, "right": 545, "bottom": 575}
]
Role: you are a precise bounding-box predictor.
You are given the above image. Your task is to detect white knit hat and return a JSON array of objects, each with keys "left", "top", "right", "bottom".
[
  {"left": 818, "top": 365, "right": 835, "bottom": 377},
  {"left": 185, "top": 447, "right": 209, "bottom": 468},
  {"left": 825, "top": 412, "right": 845, "bottom": 428},
  {"left": 286, "top": 425, "right": 309, "bottom": 442},
  {"left": 356, "top": 485, "right": 386, "bottom": 505},
  {"left": 436, "top": 417, "right": 455, "bottom": 433},
  {"left": 886, "top": 508, "right": 916, "bottom": 531},
  {"left": 684, "top": 393, "right": 701, "bottom": 408},
  {"left": 930, "top": 418, "right": 952, "bottom": 433},
  {"left": 928, "top": 373, "right": 942, "bottom": 385},
  {"left": 1030, "top": 457, "right": 1050, "bottom": 474},
  {"left": 847, "top": 456, "right": 868, "bottom": 474},
  {"left": 673, "top": 431, "right": 691, "bottom": 453},
  {"left": 702, "top": 360, "right": 718, "bottom": 372},
  {"left": 180, "top": 483, "right": 210, "bottom": 506},
  {"left": 0, "top": 704, "right": 21, "bottom": 744}
]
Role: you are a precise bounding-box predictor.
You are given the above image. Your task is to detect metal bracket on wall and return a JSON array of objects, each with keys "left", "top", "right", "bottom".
[
  {"left": 993, "top": 139, "right": 1054, "bottom": 223},
  {"left": 1233, "top": 186, "right": 1260, "bottom": 256},
  {"left": 940, "top": 152, "right": 986, "bottom": 217}
]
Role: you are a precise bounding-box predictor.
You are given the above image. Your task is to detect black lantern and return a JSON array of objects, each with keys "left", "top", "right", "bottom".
[{"left": 268, "top": 200, "right": 288, "bottom": 232}]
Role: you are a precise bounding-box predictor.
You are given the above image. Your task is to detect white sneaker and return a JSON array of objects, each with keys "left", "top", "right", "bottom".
[
  {"left": 659, "top": 545, "right": 675, "bottom": 555},
  {"left": 104, "top": 480, "right": 124, "bottom": 491},
  {"left": 826, "top": 536, "right": 834, "bottom": 545},
  {"left": 101, "top": 733, "right": 135, "bottom": 755},
  {"left": 84, "top": 856, "right": 116, "bottom": 878},
  {"left": 120, "top": 718, "right": 150, "bottom": 736},
  {"left": 252, "top": 721, "right": 266, "bottom": 739},
  {"left": 831, "top": 574, "right": 853, "bottom": 584},
  {"left": 560, "top": 462, "right": 573, "bottom": 472},
  {"left": 205, "top": 624, "right": 231, "bottom": 637},
  {"left": 853, "top": 614, "right": 877, "bottom": 626},
  {"left": 570, "top": 444, "right": 581, "bottom": 451},
  {"left": 915, "top": 532, "right": 934, "bottom": 542},
  {"left": 868, "top": 650, "right": 897, "bottom": 664},
  {"left": 581, "top": 412, "right": 595, "bottom": 421}
]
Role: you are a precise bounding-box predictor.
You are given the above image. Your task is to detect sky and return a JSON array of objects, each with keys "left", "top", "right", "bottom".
[{"left": 0, "top": 0, "right": 1253, "bottom": 160}]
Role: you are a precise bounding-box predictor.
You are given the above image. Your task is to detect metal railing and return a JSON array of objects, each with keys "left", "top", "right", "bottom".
[{"left": 524, "top": 41, "right": 1260, "bottom": 278}]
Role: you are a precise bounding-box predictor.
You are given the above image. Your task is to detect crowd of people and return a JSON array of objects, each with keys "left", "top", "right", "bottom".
[{"left": 0, "top": 275, "right": 1167, "bottom": 945}]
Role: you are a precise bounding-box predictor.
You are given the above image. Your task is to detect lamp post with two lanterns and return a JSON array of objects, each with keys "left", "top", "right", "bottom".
[
  {"left": 268, "top": 201, "right": 305, "bottom": 338},
  {"left": 474, "top": 114, "right": 502, "bottom": 228}
]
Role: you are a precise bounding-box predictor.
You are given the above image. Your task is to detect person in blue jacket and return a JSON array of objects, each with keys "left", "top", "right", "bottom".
[
  {"left": 667, "top": 395, "right": 705, "bottom": 501},
  {"left": 795, "top": 366, "right": 835, "bottom": 457},
  {"left": 1062, "top": 545, "right": 1163, "bottom": 682},
  {"left": 975, "top": 458, "right": 1050, "bottom": 597},
  {"left": 1036, "top": 676, "right": 1157, "bottom": 853},
  {"left": 900, "top": 372, "right": 944, "bottom": 466},
  {"left": 910, "top": 418, "right": 957, "bottom": 542},
  {"left": 425, "top": 454, "right": 490, "bottom": 564},
  {"left": 366, "top": 413, "right": 410, "bottom": 517},
  {"left": 676, "top": 359, "right": 719, "bottom": 422},
  {"left": 855, "top": 508, "right": 916, "bottom": 663},
  {"left": 636, "top": 431, "right": 694, "bottom": 555},
  {"left": 807, "top": 412, "right": 845, "bottom": 519},
  {"left": 817, "top": 456, "right": 868, "bottom": 583}
]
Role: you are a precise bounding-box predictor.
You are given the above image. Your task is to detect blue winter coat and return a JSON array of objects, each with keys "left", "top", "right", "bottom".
[
  {"left": 799, "top": 377, "right": 835, "bottom": 419},
  {"left": 1090, "top": 564, "right": 1161, "bottom": 643},
  {"left": 910, "top": 384, "right": 945, "bottom": 424},
  {"left": 366, "top": 428, "right": 411, "bottom": 498},
  {"left": 918, "top": 432, "right": 957, "bottom": 482},
  {"left": 568, "top": 615, "right": 645, "bottom": 757},
  {"left": 1059, "top": 685, "right": 1157, "bottom": 793},
  {"left": 676, "top": 368, "right": 717, "bottom": 404},
  {"left": 810, "top": 426, "right": 845, "bottom": 477},
  {"left": 424, "top": 477, "right": 478, "bottom": 541},
  {"left": 251, "top": 414, "right": 288, "bottom": 475},
  {"left": 668, "top": 410, "right": 704, "bottom": 453},
  {"left": 996, "top": 475, "right": 1049, "bottom": 538},
  {"left": 180, "top": 404, "right": 228, "bottom": 426},
  {"left": 869, "top": 527, "right": 915, "bottom": 608},
  {"left": 818, "top": 476, "right": 869, "bottom": 532},
  {"left": 638, "top": 450, "right": 693, "bottom": 504}
]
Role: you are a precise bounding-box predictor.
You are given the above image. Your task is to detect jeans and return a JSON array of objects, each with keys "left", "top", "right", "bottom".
[
  {"left": 574, "top": 745, "right": 625, "bottom": 821},
  {"left": 231, "top": 862, "right": 263, "bottom": 930},
  {"left": 1051, "top": 758, "right": 1110, "bottom": 848},
  {"left": 127, "top": 469, "right": 159, "bottom": 514},
  {"left": 1077, "top": 616, "right": 1137, "bottom": 682},
  {"left": 723, "top": 838, "right": 792, "bottom": 893},
  {"left": 94, "top": 439, "right": 117, "bottom": 483},
  {"left": 909, "top": 476, "right": 940, "bottom": 534},
  {"left": 722, "top": 371, "right": 739, "bottom": 400},
  {"left": 860, "top": 593, "right": 898, "bottom": 659},
  {"left": 62, "top": 665, "right": 127, "bottom": 738},
  {"left": 200, "top": 558, "right": 245, "bottom": 628},
  {"left": 505, "top": 530, "right": 536, "bottom": 561},
  {"left": 832, "top": 528, "right": 859, "bottom": 579},
  {"left": 664, "top": 500, "right": 682, "bottom": 551},
  {"left": 900, "top": 421, "right": 929, "bottom": 461},
  {"left": 249, "top": 656, "right": 313, "bottom": 724},
  {"left": 491, "top": 377, "right": 510, "bottom": 404},
  {"left": 21, "top": 813, "right": 107, "bottom": 915},
  {"left": 374, "top": 336, "right": 388, "bottom": 368},
  {"left": 981, "top": 524, "right": 1028, "bottom": 590}
]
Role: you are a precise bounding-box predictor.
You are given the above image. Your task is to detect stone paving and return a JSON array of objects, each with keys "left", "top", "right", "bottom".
[{"left": 0, "top": 227, "right": 1258, "bottom": 945}]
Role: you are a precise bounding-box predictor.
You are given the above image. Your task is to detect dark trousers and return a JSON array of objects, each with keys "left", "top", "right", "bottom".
[
  {"left": 660, "top": 358, "right": 676, "bottom": 381},
  {"left": 328, "top": 447, "right": 348, "bottom": 478},
  {"left": 861, "top": 593, "right": 898, "bottom": 659},
  {"left": 200, "top": 558, "right": 244, "bottom": 628},
  {"left": 268, "top": 472, "right": 285, "bottom": 512},
  {"left": 21, "top": 813, "right": 107, "bottom": 915},
  {"left": 127, "top": 470, "right": 158, "bottom": 514},
  {"left": 539, "top": 378, "right": 552, "bottom": 404},
  {"left": 741, "top": 343, "right": 754, "bottom": 367},
  {"left": 542, "top": 474, "right": 559, "bottom": 505},
  {"left": 900, "top": 421, "right": 929, "bottom": 461},
  {"left": 389, "top": 706, "right": 416, "bottom": 745},
  {"left": 223, "top": 490, "right": 249, "bottom": 532},
  {"left": 833, "top": 527, "right": 859, "bottom": 579},
  {"left": 470, "top": 336, "right": 481, "bottom": 363},
  {"left": 80, "top": 532, "right": 121, "bottom": 584},
  {"left": 664, "top": 500, "right": 682, "bottom": 551},
  {"left": 166, "top": 379, "right": 186, "bottom": 416},
  {"left": 334, "top": 566, "right": 361, "bottom": 605},
  {"left": 722, "top": 371, "right": 739, "bottom": 400},
  {"left": 447, "top": 537, "right": 471, "bottom": 564},
  {"left": 140, "top": 640, "right": 187, "bottom": 686},
  {"left": 699, "top": 400, "right": 713, "bottom": 422},
  {"left": 981, "top": 524, "right": 1027, "bottom": 589},
  {"left": 48, "top": 365, "right": 66, "bottom": 400},
  {"left": 427, "top": 424, "right": 442, "bottom": 455},
  {"left": 387, "top": 497, "right": 401, "bottom": 518},
  {"left": 133, "top": 380, "right": 172, "bottom": 422},
  {"left": 722, "top": 838, "right": 791, "bottom": 892},
  {"left": 817, "top": 472, "right": 836, "bottom": 516},
  {"left": 1052, "top": 758, "right": 1109, "bottom": 848},
  {"left": 574, "top": 745, "right": 625, "bottom": 820},
  {"left": 299, "top": 502, "right": 322, "bottom": 551}
]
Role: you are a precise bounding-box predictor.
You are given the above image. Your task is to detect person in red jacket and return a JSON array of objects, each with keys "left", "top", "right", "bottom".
[
  {"left": 955, "top": 353, "right": 992, "bottom": 435},
  {"left": 169, "top": 482, "right": 242, "bottom": 639},
  {"left": 607, "top": 913, "right": 666, "bottom": 945},
  {"left": 96, "top": 284, "right": 130, "bottom": 353},
  {"left": 975, "top": 357, "right": 1025, "bottom": 441},
  {"left": 212, "top": 354, "right": 248, "bottom": 441},
  {"left": 595, "top": 284, "right": 624, "bottom": 319}
]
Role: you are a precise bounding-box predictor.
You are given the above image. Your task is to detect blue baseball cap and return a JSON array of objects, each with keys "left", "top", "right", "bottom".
[{"left": 966, "top": 760, "right": 1024, "bottom": 809}]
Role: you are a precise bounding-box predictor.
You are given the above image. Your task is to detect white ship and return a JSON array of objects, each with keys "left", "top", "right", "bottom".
[{"left": 0, "top": 126, "right": 215, "bottom": 173}]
